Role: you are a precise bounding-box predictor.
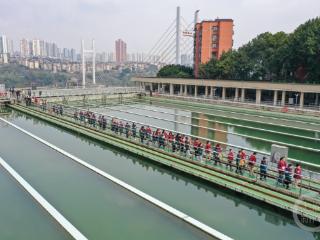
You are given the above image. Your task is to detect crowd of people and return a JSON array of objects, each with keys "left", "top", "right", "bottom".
[
  {"left": 50, "top": 105, "right": 64, "bottom": 115},
  {"left": 69, "top": 109, "right": 303, "bottom": 190}
]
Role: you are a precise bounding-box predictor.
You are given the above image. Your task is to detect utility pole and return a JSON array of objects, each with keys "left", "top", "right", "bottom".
[
  {"left": 81, "top": 39, "right": 96, "bottom": 88},
  {"left": 176, "top": 6, "right": 181, "bottom": 65},
  {"left": 81, "top": 40, "right": 86, "bottom": 89},
  {"left": 92, "top": 39, "right": 96, "bottom": 85}
]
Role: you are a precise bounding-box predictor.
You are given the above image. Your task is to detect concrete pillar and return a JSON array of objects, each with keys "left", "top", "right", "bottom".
[
  {"left": 222, "top": 87, "right": 226, "bottom": 100},
  {"left": 158, "top": 83, "right": 161, "bottom": 93},
  {"left": 315, "top": 93, "right": 319, "bottom": 106},
  {"left": 180, "top": 84, "right": 183, "bottom": 95},
  {"left": 194, "top": 85, "right": 198, "bottom": 98},
  {"left": 210, "top": 87, "right": 214, "bottom": 98},
  {"left": 170, "top": 83, "right": 174, "bottom": 95},
  {"left": 273, "top": 90, "right": 278, "bottom": 106},
  {"left": 150, "top": 83, "right": 153, "bottom": 92},
  {"left": 281, "top": 91, "right": 286, "bottom": 106},
  {"left": 240, "top": 88, "right": 245, "bottom": 102},
  {"left": 300, "top": 92, "right": 304, "bottom": 109},
  {"left": 256, "top": 89, "right": 261, "bottom": 104},
  {"left": 205, "top": 86, "right": 208, "bottom": 97},
  {"left": 184, "top": 85, "right": 187, "bottom": 96},
  {"left": 234, "top": 88, "right": 239, "bottom": 101}
]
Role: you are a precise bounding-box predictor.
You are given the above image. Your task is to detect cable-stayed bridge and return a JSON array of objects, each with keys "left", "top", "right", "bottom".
[
  {"left": 80, "top": 6, "right": 196, "bottom": 88},
  {"left": 145, "top": 6, "right": 196, "bottom": 66}
]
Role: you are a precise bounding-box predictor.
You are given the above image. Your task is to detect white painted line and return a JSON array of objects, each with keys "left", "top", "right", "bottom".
[
  {"left": 0, "top": 117, "right": 233, "bottom": 240},
  {"left": 0, "top": 156, "right": 88, "bottom": 240}
]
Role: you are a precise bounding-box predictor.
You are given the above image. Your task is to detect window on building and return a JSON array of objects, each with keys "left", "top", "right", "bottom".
[
  {"left": 212, "top": 43, "right": 217, "bottom": 49},
  {"left": 212, "top": 35, "right": 218, "bottom": 42},
  {"left": 212, "top": 26, "right": 218, "bottom": 32}
]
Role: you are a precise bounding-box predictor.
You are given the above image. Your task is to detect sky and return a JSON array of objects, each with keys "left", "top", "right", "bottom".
[{"left": 0, "top": 0, "right": 319, "bottom": 53}]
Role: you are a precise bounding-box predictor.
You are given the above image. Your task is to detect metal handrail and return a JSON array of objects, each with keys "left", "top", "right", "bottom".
[{"left": 32, "top": 102, "right": 320, "bottom": 185}]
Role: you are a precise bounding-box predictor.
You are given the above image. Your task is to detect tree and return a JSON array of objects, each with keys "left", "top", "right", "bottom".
[
  {"left": 193, "top": 18, "right": 320, "bottom": 83},
  {"left": 285, "top": 17, "right": 320, "bottom": 83},
  {"left": 157, "top": 65, "right": 193, "bottom": 78}
]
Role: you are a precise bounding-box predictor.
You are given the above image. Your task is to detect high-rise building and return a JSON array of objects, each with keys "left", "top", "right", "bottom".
[
  {"left": 194, "top": 19, "right": 234, "bottom": 78},
  {"left": 63, "top": 48, "right": 70, "bottom": 59},
  {"left": 115, "top": 39, "right": 127, "bottom": 64},
  {"left": 57, "top": 47, "right": 61, "bottom": 59},
  {"left": 107, "top": 52, "right": 114, "bottom": 62},
  {"left": 45, "top": 42, "right": 51, "bottom": 57},
  {"left": 7, "top": 39, "right": 14, "bottom": 55},
  {"left": 0, "top": 35, "right": 8, "bottom": 54},
  {"left": 70, "top": 49, "right": 77, "bottom": 62},
  {"left": 40, "top": 40, "right": 45, "bottom": 57},
  {"left": 32, "top": 39, "right": 41, "bottom": 56},
  {"left": 28, "top": 41, "right": 33, "bottom": 56},
  {"left": 0, "top": 35, "right": 9, "bottom": 63},
  {"left": 20, "top": 39, "right": 30, "bottom": 57},
  {"left": 52, "top": 43, "right": 58, "bottom": 58}
]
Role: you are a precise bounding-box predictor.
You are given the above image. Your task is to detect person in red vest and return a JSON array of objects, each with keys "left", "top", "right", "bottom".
[
  {"left": 240, "top": 149, "right": 246, "bottom": 161},
  {"left": 248, "top": 152, "right": 257, "bottom": 176},
  {"left": 293, "top": 164, "right": 302, "bottom": 188},
  {"left": 277, "top": 157, "right": 287, "bottom": 185},
  {"left": 227, "top": 149, "right": 234, "bottom": 171},
  {"left": 205, "top": 141, "right": 212, "bottom": 161},
  {"left": 146, "top": 126, "right": 152, "bottom": 141}
]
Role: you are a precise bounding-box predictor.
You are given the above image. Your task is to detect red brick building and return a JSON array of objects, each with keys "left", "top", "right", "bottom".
[
  {"left": 194, "top": 19, "right": 234, "bottom": 78},
  {"left": 115, "top": 39, "right": 127, "bottom": 64}
]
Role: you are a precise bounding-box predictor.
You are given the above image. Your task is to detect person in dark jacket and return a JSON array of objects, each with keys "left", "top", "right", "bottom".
[
  {"left": 284, "top": 164, "right": 293, "bottom": 189},
  {"left": 260, "top": 157, "right": 268, "bottom": 181}
]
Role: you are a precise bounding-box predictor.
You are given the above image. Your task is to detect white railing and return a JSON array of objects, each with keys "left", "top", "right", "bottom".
[
  {"left": 30, "top": 87, "right": 141, "bottom": 98},
  {"left": 155, "top": 93, "right": 320, "bottom": 114}
]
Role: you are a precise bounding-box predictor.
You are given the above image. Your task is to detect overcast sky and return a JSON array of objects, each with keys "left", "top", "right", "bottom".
[{"left": 0, "top": 0, "right": 319, "bottom": 53}]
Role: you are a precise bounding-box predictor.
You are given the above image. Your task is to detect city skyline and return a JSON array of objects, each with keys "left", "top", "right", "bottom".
[
  {"left": 3, "top": 35, "right": 165, "bottom": 65},
  {"left": 0, "top": 0, "right": 319, "bottom": 53}
]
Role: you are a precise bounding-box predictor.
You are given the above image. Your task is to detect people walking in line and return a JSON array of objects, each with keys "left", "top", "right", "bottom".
[
  {"left": 139, "top": 126, "right": 145, "bottom": 143},
  {"left": 227, "top": 149, "right": 234, "bottom": 171},
  {"left": 260, "top": 157, "right": 268, "bottom": 181},
  {"left": 197, "top": 142, "right": 204, "bottom": 162},
  {"left": 102, "top": 116, "right": 106, "bottom": 130},
  {"left": 214, "top": 144, "right": 222, "bottom": 166},
  {"left": 284, "top": 164, "right": 293, "bottom": 189},
  {"left": 125, "top": 122, "right": 130, "bottom": 138},
  {"left": 235, "top": 150, "right": 241, "bottom": 174},
  {"left": 294, "top": 164, "right": 302, "bottom": 188},
  {"left": 239, "top": 158, "right": 246, "bottom": 175},
  {"left": 159, "top": 132, "right": 165, "bottom": 149},
  {"left": 277, "top": 157, "right": 287, "bottom": 186},
  {"left": 119, "top": 121, "right": 124, "bottom": 136},
  {"left": 132, "top": 122, "right": 137, "bottom": 139},
  {"left": 55, "top": 108, "right": 316, "bottom": 196},
  {"left": 248, "top": 152, "right": 257, "bottom": 177},
  {"left": 205, "top": 141, "right": 212, "bottom": 161}
]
